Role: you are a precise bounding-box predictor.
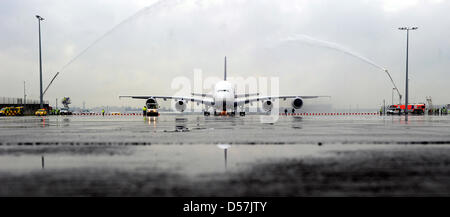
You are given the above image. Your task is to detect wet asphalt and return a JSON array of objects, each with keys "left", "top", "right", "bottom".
[
  {"left": 1, "top": 114, "right": 450, "bottom": 145},
  {"left": 0, "top": 114, "right": 449, "bottom": 196}
]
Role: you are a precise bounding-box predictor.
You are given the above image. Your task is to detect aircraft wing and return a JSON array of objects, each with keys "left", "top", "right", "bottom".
[
  {"left": 235, "top": 93, "right": 260, "bottom": 98},
  {"left": 119, "top": 95, "right": 214, "bottom": 106},
  {"left": 236, "top": 95, "right": 330, "bottom": 106},
  {"left": 191, "top": 93, "right": 213, "bottom": 98}
]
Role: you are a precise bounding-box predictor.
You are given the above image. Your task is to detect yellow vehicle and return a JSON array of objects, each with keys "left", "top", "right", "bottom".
[
  {"left": 35, "top": 108, "right": 48, "bottom": 116},
  {"left": 0, "top": 107, "right": 24, "bottom": 116},
  {"left": 14, "top": 107, "right": 24, "bottom": 116}
]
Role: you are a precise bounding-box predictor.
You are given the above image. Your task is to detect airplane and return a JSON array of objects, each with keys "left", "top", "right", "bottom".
[{"left": 119, "top": 57, "right": 329, "bottom": 116}]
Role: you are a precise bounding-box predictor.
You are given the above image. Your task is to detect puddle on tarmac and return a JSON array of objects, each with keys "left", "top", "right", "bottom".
[{"left": 0, "top": 144, "right": 428, "bottom": 177}]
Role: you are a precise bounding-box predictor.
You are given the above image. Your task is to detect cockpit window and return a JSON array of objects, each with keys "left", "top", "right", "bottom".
[{"left": 219, "top": 89, "right": 229, "bottom": 92}]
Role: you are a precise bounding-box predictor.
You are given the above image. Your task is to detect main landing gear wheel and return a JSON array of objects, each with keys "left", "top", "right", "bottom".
[
  {"left": 204, "top": 111, "right": 210, "bottom": 116},
  {"left": 239, "top": 112, "right": 246, "bottom": 116}
]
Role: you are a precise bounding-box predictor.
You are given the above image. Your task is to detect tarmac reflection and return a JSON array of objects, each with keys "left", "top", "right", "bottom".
[
  {"left": 218, "top": 144, "right": 231, "bottom": 171},
  {"left": 147, "top": 116, "right": 157, "bottom": 127}
]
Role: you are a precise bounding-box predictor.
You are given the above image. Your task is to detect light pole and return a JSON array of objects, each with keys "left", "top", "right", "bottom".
[
  {"left": 398, "top": 26, "right": 418, "bottom": 121},
  {"left": 36, "top": 15, "right": 44, "bottom": 109}
]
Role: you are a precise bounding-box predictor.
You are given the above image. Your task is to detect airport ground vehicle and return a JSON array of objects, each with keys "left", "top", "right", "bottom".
[
  {"left": 0, "top": 107, "right": 24, "bottom": 116},
  {"left": 411, "top": 104, "right": 426, "bottom": 115},
  {"left": 35, "top": 108, "right": 47, "bottom": 116},
  {"left": 386, "top": 107, "right": 403, "bottom": 115},
  {"left": 146, "top": 98, "right": 159, "bottom": 116},
  {"left": 387, "top": 104, "right": 425, "bottom": 115},
  {"left": 60, "top": 107, "right": 72, "bottom": 115}
]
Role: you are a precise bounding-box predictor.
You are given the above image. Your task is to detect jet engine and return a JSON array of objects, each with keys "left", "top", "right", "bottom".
[
  {"left": 262, "top": 100, "right": 273, "bottom": 112},
  {"left": 292, "top": 97, "right": 303, "bottom": 109},
  {"left": 175, "top": 100, "right": 187, "bottom": 112}
]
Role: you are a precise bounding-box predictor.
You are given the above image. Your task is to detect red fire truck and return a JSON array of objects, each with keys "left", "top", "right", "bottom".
[{"left": 387, "top": 104, "right": 425, "bottom": 115}]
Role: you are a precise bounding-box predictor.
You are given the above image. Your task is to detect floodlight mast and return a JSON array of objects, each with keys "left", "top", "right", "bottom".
[
  {"left": 36, "top": 15, "right": 45, "bottom": 108},
  {"left": 398, "top": 26, "right": 418, "bottom": 122}
]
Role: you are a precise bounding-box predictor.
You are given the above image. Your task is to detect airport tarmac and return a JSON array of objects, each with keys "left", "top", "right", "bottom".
[
  {"left": 0, "top": 114, "right": 450, "bottom": 196},
  {"left": 1, "top": 114, "right": 450, "bottom": 145}
]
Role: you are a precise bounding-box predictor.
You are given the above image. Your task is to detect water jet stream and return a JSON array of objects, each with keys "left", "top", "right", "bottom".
[
  {"left": 60, "top": 0, "right": 183, "bottom": 72},
  {"left": 44, "top": 0, "right": 185, "bottom": 95},
  {"left": 278, "top": 34, "right": 402, "bottom": 99}
]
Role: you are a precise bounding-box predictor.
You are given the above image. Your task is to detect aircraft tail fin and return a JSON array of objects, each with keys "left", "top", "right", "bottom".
[{"left": 224, "top": 56, "right": 227, "bottom": 81}]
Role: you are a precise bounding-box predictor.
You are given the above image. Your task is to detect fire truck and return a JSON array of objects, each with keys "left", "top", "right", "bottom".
[{"left": 387, "top": 104, "right": 425, "bottom": 115}]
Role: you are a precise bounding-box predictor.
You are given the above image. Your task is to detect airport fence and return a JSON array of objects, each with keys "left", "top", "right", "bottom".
[
  {"left": 0, "top": 97, "right": 48, "bottom": 105},
  {"left": 70, "top": 112, "right": 378, "bottom": 116},
  {"left": 280, "top": 112, "right": 378, "bottom": 116}
]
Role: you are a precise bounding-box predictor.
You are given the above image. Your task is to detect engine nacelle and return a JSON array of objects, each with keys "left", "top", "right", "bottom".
[
  {"left": 262, "top": 100, "right": 273, "bottom": 112},
  {"left": 175, "top": 100, "right": 187, "bottom": 112},
  {"left": 292, "top": 97, "right": 303, "bottom": 109}
]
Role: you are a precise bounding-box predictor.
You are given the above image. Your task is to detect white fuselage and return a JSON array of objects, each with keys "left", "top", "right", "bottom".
[{"left": 212, "top": 81, "right": 236, "bottom": 112}]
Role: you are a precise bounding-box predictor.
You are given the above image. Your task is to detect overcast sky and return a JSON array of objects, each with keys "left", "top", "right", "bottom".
[{"left": 1, "top": 0, "right": 449, "bottom": 109}]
